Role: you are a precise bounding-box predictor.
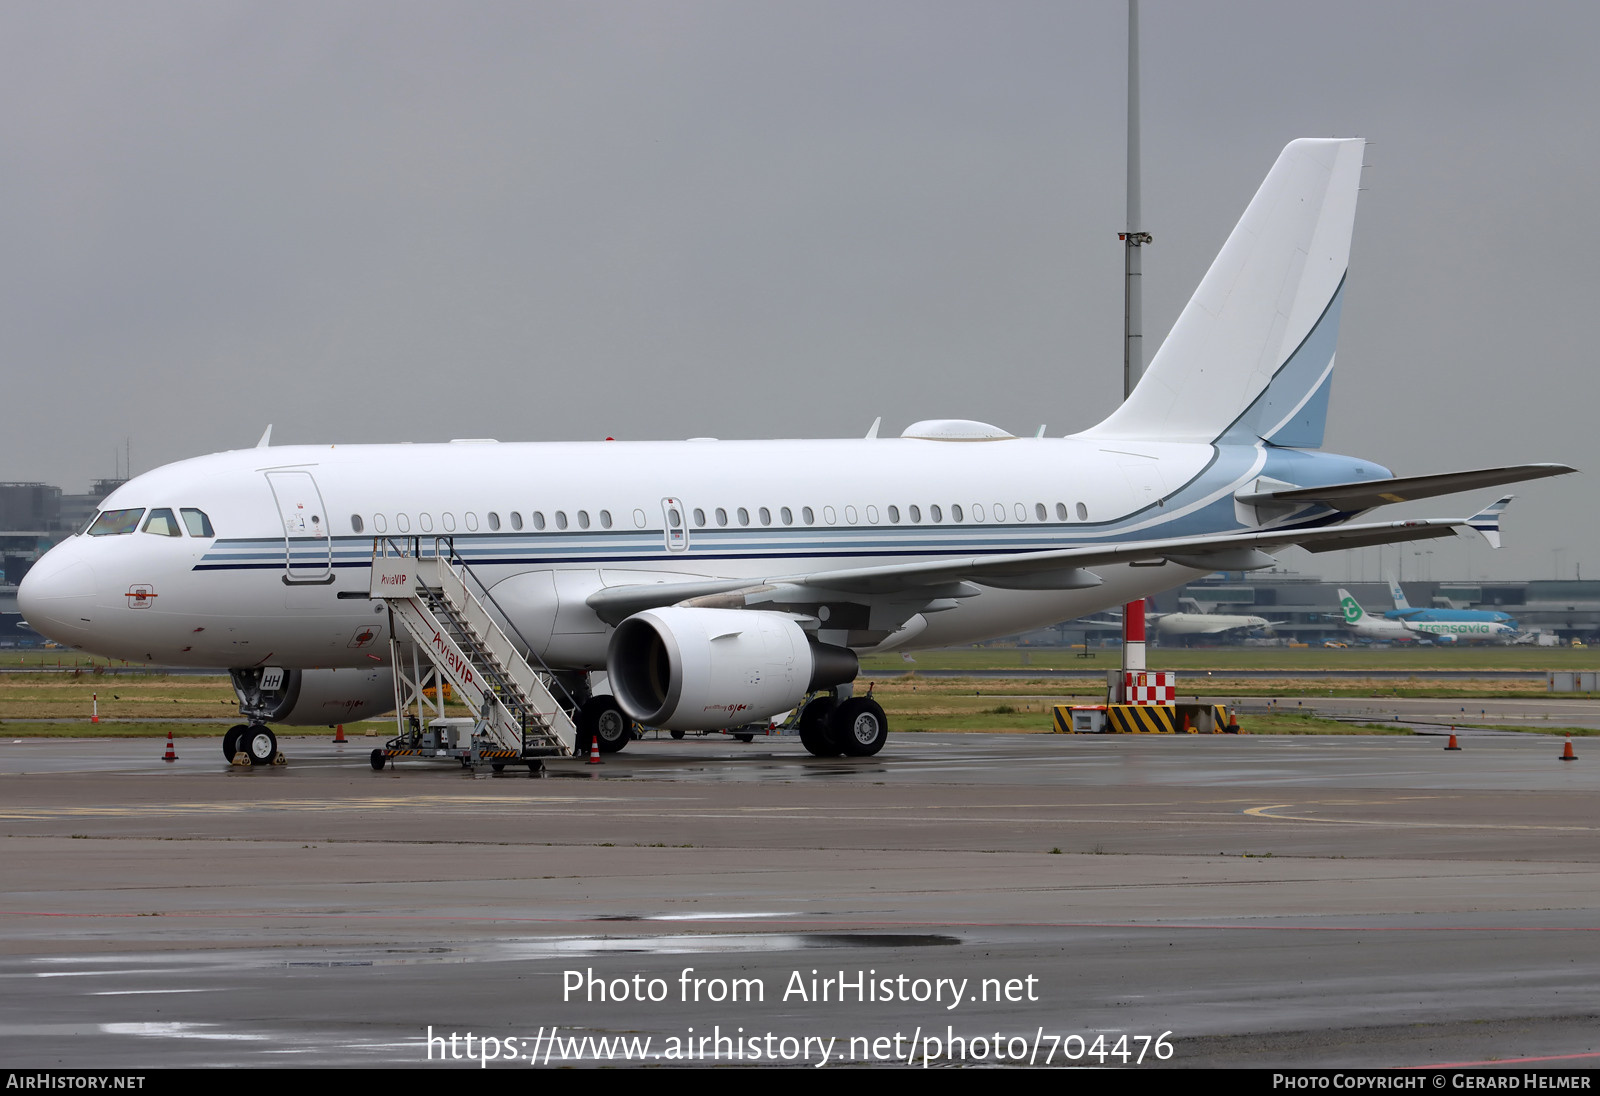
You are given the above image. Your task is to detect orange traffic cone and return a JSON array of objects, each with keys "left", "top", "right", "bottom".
[
  {"left": 1445, "top": 728, "right": 1461, "bottom": 751},
  {"left": 332, "top": 724, "right": 347, "bottom": 744},
  {"left": 1560, "top": 736, "right": 1578, "bottom": 762},
  {"left": 162, "top": 732, "right": 177, "bottom": 762},
  {"left": 587, "top": 737, "right": 602, "bottom": 765}
]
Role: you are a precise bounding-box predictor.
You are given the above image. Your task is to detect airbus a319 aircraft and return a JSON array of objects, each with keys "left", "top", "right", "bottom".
[{"left": 19, "top": 139, "right": 1572, "bottom": 761}]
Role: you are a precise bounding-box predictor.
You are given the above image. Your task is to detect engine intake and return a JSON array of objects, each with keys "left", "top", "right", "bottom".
[{"left": 608, "top": 607, "right": 857, "bottom": 730}]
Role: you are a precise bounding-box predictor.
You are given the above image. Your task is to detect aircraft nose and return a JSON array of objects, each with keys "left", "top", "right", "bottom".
[{"left": 18, "top": 544, "right": 98, "bottom": 643}]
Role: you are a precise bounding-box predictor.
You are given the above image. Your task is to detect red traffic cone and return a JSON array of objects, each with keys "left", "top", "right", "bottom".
[
  {"left": 587, "top": 736, "right": 602, "bottom": 765},
  {"left": 1560, "top": 736, "right": 1578, "bottom": 762},
  {"left": 332, "top": 724, "right": 347, "bottom": 744},
  {"left": 1445, "top": 729, "right": 1461, "bottom": 751},
  {"left": 162, "top": 731, "right": 178, "bottom": 762}
]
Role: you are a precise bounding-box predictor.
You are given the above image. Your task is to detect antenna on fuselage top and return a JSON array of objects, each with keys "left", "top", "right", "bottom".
[{"left": 256, "top": 425, "right": 273, "bottom": 448}]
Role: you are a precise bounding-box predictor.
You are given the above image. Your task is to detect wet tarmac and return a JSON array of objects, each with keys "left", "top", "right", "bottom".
[{"left": 2, "top": 729, "right": 1597, "bottom": 1069}]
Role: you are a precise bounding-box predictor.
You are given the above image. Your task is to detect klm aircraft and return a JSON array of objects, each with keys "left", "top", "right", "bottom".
[{"left": 1383, "top": 572, "right": 1519, "bottom": 631}]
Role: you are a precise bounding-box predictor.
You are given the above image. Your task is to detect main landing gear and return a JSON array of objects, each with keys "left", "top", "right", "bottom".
[
  {"left": 797, "top": 692, "right": 888, "bottom": 758},
  {"left": 577, "top": 694, "right": 635, "bottom": 754}
]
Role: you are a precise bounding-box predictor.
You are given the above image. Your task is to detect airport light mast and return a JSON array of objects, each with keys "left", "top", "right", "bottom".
[{"left": 1119, "top": 0, "right": 1152, "bottom": 693}]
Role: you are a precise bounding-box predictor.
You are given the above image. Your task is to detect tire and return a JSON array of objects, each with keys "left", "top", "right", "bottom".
[
  {"left": 670, "top": 730, "right": 685, "bottom": 740},
  {"left": 581, "top": 695, "right": 632, "bottom": 754},
  {"left": 223, "top": 724, "right": 249, "bottom": 761},
  {"left": 798, "top": 697, "right": 840, "bottom": 757},
  {"left": 831, "top": 697, "right": 888, "bottom": 757},
  {"left": 734, "top": 733, "right": 754, "bottom": 743},
  {"left": 369, "top": 748, "right": 386, "bottom": 771},
  {"left": 491, "top": 762, "right": 506, "bottom": 772},
  {"left": 244, "top": 725, "right": 278, "bottom": 767}
]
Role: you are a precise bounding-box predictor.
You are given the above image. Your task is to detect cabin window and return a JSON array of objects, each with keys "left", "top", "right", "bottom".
[
  {"left": 759, "top": 507, "right": 771, "bottom": 526},
  {"left": 909, "top": 504, "right": 921, "bottom": 523},
  {"left": 1055, "top": 502, "right": 1068, "bottom": 521},
  {"left": 844, "top": 506, "right": 857, "bottom": 524},
  {"left": 716, "top": 508, "right": 728, "bottom": 527},
  {"left": 510, "top": 512, "right": 523, "bottom": 531},
  {"left": 972, "top": 505, "right": 985, "bottom": 523},
  {"left": 866, "top": 505, "right": 879, "bottom": 524},
  {"left": 441, "top": 512, "right": 456, "bottom": 532},
  {"left": 693, "top": 508, "right": 706, "bottom": 527},
  {"left": 600, "top": 510, "right": 613, "bottom": 529},
  {"left": 142, "top": 508, "right": 182, "bottom": 537},
  {"left": 930, "top": 504, "right": 942, "bottom": 523},
  {"left": 87, "top": 509, "right": 144, "bottom": 536},
  {"left": 1034, "top": 503, "right": 1046, "bottom": 522},
  {"left": 532, "top": 511, "right": 546, "bottom": 530},
  {"left": 823, "top": 506, "right": 837, "bottom": 525},
  {"left": 465, "top": 512, "right": 479, "bottom": 531},
  {"left": 887, "top": 505, "right": 900, "bottom": 523},
  {"left": 419, "top": 513, "right": 434, "bottom": 532},
  {"left": 632, "top": 509, "right": 646, "bottom": 528},
  {"left": 373, "top": 514, "right": 387, "bottom": 534},
  {"left": 396, "top": 514, "right": 411, "bottom": 533},
  {"left": 349, "top": 514, "right": 364, "bottom": 534},
  {"left": 736, "top": 507, "right": 749, "bottom": 526},
  {"left": 577, "top": 510, "right": 590, "bottom": 529},
  {"left": 555, "top": 511, "right": 568, "bottom": 530},
  {"left": 486, "top": 513, "right": 499, "bottom": 531},
  {"left": 802, "top": 506, "right": 815, "bottom": 525},
  {"left": 781, "top": 506, "right": 793, "bottom": 525},
  {"left": 1076, "top": 502, "right": 1088, "bottom": 520}
]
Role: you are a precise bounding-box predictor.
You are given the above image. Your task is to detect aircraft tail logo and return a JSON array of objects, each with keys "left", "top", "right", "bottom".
[{"left": 1337, "top": 590, "right": 1365, "bottom": 624}]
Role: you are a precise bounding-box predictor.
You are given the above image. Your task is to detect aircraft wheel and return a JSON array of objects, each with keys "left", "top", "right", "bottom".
[
  {"left": 734, "top": 733, "right": 754, "bottom": 743},
  {"left": 222, "top": 724, "right": 250, "bottom": 761},
  {"left": 491, "top": 762, "right": 506, "bottom": 772},
  {"left": 798, "top": 697, "right": 840, "bottom": 757},
  {"left": 244, "top": 725, "right": 278, "bottom": 767},
  {"left": 581, "top": 695, "right": 632, "bottom": 754},
  {"left": 832, "top": 697, "right": 888, "bottom": 757},
  {"left": 670, "top": 730, "right": 685, "bottom": 740},
  {"left": 369, "top": 749, "right": 386, "bottom": 771}
]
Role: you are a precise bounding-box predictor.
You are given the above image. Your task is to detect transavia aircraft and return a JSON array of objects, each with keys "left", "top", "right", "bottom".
[
  {"left": 19, "top": 139, "right": 1572, "bottom": 761},
  {"left": 1337, "top": 588, "right": 1518, "bottom": 644}
]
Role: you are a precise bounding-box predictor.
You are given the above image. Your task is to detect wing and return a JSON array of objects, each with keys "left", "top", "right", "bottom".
[{"left": 587, "top": 514, "right": 1476, "bottom": 640}]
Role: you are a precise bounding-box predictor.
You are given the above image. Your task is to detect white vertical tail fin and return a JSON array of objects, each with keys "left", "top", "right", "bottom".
[{"left": 1087, "top": 138, "right": 1366, "bottom": 446}]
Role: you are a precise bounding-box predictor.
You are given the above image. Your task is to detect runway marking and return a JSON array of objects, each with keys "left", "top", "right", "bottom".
[{"left": 1244, "top": 803, "right": 1599, "bottom": 831}]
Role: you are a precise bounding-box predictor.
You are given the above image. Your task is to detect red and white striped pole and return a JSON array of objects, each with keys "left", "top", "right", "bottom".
[
  {"left": 1120, "top": 598, "right": 1147, "bottom": 702},
  {"left": 91, "top": 693, "right": 99, "bottom": 724}
]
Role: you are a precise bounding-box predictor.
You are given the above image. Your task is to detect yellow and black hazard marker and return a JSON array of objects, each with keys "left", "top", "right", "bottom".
[{"left": 1106, "top": 704, "right": 1179, "bottom": 733}]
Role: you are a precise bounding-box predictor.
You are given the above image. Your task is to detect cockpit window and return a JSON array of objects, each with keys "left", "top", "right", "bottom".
[
  {"left": 142, "top": 509, "right": 183, "bottom": 537},
  {"left": 180, "top": 508, "right": 215, "bottom": 537},
  {"left": 87, "top": 509, "right": 145, "bottom": 536}
]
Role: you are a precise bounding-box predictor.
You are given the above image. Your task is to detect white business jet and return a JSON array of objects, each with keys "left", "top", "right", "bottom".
[{"left": 19, "top": 139, "right": 1571, "bottom": 762}]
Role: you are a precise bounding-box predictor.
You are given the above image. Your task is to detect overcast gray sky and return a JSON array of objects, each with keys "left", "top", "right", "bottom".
[{"left": 3, "top": 1, "right": 1594, "bottom": 581}]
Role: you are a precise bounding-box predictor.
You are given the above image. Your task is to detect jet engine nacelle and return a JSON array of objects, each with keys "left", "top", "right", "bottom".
[
  {"left": 607, "top": 607, "right": 858, "bottom": 730},
  {"left": 231, "top": 666, "right": 395, "bottom": 726}
]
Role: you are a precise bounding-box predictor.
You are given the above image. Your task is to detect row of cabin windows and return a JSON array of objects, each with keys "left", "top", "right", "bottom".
[
  {"left": 351, "top": 509, "right": 617, "bottom": 535},
  {"left": 687, "top": 501, "right": 1090, "bottom": 527},
  {"left": 349, "top": 500, "right": 1093, "bottom": 535}
]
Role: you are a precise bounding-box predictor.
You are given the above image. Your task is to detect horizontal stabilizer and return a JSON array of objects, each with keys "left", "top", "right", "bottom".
[{"left": 1234, "top": 463, "right": 1574, "bottom": 513}]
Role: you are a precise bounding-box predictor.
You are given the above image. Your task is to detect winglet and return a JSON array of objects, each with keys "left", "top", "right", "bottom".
[
  {"left": 1467, "top": 495, "right": 1513, "bottom": 549},
  {"left": 256, "top": 425, "right": 273, "bottom": 449},
  {"left": 865, "top": 417, "right": 881, "bottom": 440}
]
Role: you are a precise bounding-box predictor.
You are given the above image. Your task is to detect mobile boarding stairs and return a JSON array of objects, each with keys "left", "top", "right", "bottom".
[{"left": 368, "top": 537, "right": 578, "bottom": 771}]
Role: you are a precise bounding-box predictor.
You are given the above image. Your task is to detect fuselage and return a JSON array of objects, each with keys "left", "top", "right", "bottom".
[{"left": 20, "top": 433, "right": 1389, "bottom": 669}]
